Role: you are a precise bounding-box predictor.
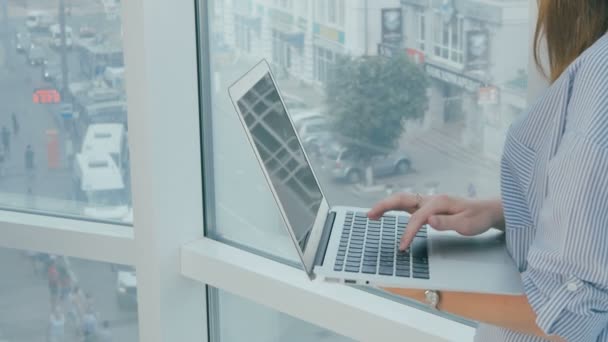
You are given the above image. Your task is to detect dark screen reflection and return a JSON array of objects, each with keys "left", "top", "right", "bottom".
[{"left": 237, "top": 73, "right": 323, "bottom": 252}]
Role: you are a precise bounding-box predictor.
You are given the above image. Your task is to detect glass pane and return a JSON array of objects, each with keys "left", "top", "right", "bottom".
[
  {"left": 0, "top": 247, "right": 138, "bottom": 341},
  {"left": 0, "top": 0, "right": 132, "bottom": 223},
  {"left": 210, "top": 288, "right": 354, "bottom": 342},
  {"left": 206, "top": 0, "right": 531, "bottom": 261}
]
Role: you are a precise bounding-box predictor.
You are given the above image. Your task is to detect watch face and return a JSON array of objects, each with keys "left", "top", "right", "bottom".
[{"left": 425, "top": 290, "right": 439, "bottom": 305}]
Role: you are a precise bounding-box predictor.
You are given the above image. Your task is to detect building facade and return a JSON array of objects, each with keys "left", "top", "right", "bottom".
[
  {"left": 218, "top": 0, "right": 529, "bottom": 161},
  {"left": 220, "top": 0, "right": 403, "bottom": 85},
  {"left": 401, "top": 0, "right": 529, "bottom": 159}
]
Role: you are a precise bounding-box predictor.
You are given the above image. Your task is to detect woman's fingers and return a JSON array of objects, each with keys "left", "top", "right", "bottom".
[
  {"left": 399, "top": 195, "right": 455, "bottom": 250},
  {"left": 367, "top": 193, "right": 419, "bottom": 220},
  {"left": 428, "top": 213, "right": 467, "bottom": 231}
]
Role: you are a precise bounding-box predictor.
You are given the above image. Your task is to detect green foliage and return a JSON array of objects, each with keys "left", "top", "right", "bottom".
[{"left": 326, "top": 54, "right": 429, "bottom": 160}]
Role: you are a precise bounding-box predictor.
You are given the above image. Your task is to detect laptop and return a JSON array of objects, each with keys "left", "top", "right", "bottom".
[{"left": 228, "top": 60, "right": 523, "bottom": 295}]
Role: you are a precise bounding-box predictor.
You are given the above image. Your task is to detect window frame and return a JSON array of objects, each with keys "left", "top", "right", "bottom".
[
  {"left": 432, "top": 11, "right": 465, "bottom": 67},
  {"left": 0, "top": 1, "right": 545, "bottom": 342}
]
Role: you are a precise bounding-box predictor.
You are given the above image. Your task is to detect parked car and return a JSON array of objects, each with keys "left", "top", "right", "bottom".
[
  {"left": 27, "top": 45, "right": 47, "bottom": 65},
  {"left": 26, "top": 11, "right": 53, "bottom": 31},
  {"left": 42, "top": 63, "right": 61, "bottom": 82},
  {"left": 114, "top": 264, "right": 137, "bottom": 310},
  {"left": 15, "top": 31, "right": 32, "bottom": 53},
  {"left": 325, "top": 146, "right": 412, "bottom": 184}
]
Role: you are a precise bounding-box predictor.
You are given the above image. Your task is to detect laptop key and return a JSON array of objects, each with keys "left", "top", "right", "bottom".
[
  {"left": 379, "top": 266, "right": 393, "bottom": 276},
  {"left": 413, "top": 271, "right": 430, "bottom": 279},
  {"left": 345, "top": 266, "right": 360, "bottom": 273},
  {"left": 396, "top": 269, "right": 410, "bottom": 277},
  {"left": 362, "top": 265, "right": 377, "bottom": 274}
]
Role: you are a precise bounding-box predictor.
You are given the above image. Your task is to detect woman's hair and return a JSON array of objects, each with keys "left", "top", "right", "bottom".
[{"left": 534, "top": 0, "right": 608, "bottom": 82}]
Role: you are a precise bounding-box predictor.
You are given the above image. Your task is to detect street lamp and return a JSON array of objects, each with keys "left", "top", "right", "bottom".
[{"left": 58, "top": 0, "right": 70, "bottom": 100}]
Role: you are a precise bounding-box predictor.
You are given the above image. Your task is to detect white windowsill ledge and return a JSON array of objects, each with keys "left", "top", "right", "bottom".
[
  {"left": 181, "top": 238, "right": 475, "bottom": 342},
  {"left": 0, "top": 210, "right": 135, "bottom": 265}
]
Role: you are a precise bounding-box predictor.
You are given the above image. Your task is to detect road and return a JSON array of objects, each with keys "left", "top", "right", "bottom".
[{"left": 0, "top": 3, "right": 138, "bottom": 342}]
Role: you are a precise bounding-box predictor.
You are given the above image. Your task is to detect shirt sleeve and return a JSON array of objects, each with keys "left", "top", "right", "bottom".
[{"left": 522, "top": 131, "right": 608, "bottom": 341}]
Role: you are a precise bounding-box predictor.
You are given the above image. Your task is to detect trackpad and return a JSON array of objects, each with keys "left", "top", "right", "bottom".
[{"left": 430, "top": 230, "right": 510, "bottom": 264}]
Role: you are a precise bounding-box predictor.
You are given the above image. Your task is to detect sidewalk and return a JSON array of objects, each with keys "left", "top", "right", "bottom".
[{"left": 403, "top": 122, "right": 501, "bottom": 173}]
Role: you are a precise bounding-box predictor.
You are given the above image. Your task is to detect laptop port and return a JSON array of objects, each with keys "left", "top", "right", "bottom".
[{"left": 344, "top": 279, "right": 357, "bottom": 284}]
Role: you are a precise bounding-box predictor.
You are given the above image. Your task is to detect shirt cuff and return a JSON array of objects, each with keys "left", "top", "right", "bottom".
[{"left": 522, "top": 268, "right": 608, "bottom": 341}]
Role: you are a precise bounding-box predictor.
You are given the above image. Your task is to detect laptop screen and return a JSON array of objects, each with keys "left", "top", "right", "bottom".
[{"left": 235, "top": 72, "right": 323, "bottom": 254}]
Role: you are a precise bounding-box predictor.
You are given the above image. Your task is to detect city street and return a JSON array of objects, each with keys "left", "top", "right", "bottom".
[
  {"left": 0, "top": 2, "right": 138, "bottom": 341},
  {"left": 0, "top": 247, "right": 138, "bottom": 341},
  {"left": 0, "top": 2, "right": 120, "bottom": 214}
]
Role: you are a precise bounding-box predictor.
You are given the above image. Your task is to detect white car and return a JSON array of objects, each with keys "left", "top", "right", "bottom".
[
  {"left": 115, "top": 265, "right": 137, "bottom": 309},
  {"left": 25, "top": 11, "right": 53, "bottom": 31}
]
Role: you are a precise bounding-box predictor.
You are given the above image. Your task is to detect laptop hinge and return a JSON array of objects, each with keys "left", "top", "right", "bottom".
[{"left": 313, "top": 211, "right": 336, "bottom": 267}]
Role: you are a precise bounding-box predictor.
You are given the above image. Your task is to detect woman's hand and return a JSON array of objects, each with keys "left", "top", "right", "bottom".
[{"left": 368, "top": 193, "right": 504, "bottom": 251}]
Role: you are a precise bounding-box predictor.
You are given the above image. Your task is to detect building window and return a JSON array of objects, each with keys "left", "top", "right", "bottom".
[
  {"left": 313, "top": 46, "right": 336, "bottom": 83},
  {"left": 328, "top": 0, "right": 337, "bottom": 24},
  {"left": 338, "top": 0, "right": 345, "bottom": 26},
  {"left": 417, "top": 10, "right": 426, "bottom": 51},
  {"left": 316, "top": 0, "right": 326, "bottom": 23},
  {"left": 235, "top": 18, "right": 251, "bottom": 53},
  {"left": 432, "top": 13, "right": 464, "bottom": 65},
  {"left": 272, "top": 30, "right": 292, "bottom": 69}
]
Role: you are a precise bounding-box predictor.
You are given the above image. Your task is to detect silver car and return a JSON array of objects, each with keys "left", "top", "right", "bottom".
[{"left": 325, "top": 146, "right": 412, "bottom": 184}]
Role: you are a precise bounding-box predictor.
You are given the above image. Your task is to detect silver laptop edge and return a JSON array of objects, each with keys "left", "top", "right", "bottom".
[{"left": 227, "top": 59, "right": 331, "bottom": 279}]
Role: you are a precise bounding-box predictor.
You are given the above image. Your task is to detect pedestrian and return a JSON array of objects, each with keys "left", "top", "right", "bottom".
[
  {"left": 369, "top": 2, "right": 608, "bottom": 340},
  {"left": 11, "top": 112, "right": 19, "bottom": 136},
  {"left": 66, "top": 286, "right": 84, "bottom": 331},
  {"left": 1, "top": 126, "right": 10, "bottom": 154},
  {"left": 47, "top": 259, "right": 60, "bottom": 307},
  {"left": 25, "top": 144, "right": 34, "bottom": 177},
  {"left": 57, "top": 263, "right": 72, "bottom": 308},
  {"left": 47, "top": 306, "right": 65, "bottom": 342},
  {"left": 467, "top": 182, "right": 477, "bottom": 198},
  {"left": 81, "top": 309, "right": 98, "bottom": 342},
  {"left": 96, "top": 320, "right": 113, "bottom": 342},
  {"left": 0, "top": 145, "right": 5, "bottom": 177}
]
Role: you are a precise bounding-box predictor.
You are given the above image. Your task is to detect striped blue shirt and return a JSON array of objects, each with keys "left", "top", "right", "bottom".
[{"left": 475, "top": 34, "right": 608, "bottom": 341}]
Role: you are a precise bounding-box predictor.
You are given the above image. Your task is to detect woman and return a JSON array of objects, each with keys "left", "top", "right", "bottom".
[{"left": 369, "top": 1, "right": 608, "bottom": 341}]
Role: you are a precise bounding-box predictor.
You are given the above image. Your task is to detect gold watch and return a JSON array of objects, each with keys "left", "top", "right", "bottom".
[{"left": 424, "top": 290, "right": 440, "bottom": 310}]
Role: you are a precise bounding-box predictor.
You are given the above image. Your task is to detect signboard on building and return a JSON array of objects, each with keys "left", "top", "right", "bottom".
[
  {"left": 425, "top": 63, "right": 485, "bottom": 92},
  {"left": 381, "top": 8, "right": 403, "bottom": 47},
  {"left": 466, "top": 30, "right": 489, "bottom": 71},
  {"left": 33, "top": 89, "right": 61, "bottom": 104},
  {"left": 478, "top": 86, "right": 499, "bottom": 105},
  {"left": 406, "top": 48, "right": 425, "bottom": 64}
]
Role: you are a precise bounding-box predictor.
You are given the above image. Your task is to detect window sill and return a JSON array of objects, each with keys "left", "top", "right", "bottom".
[
  {"left": 0, "top": 210, "right": 135, "bottom": 265},
  {"left": 181, "top": 237, "right": 475, "bottom": 342}
]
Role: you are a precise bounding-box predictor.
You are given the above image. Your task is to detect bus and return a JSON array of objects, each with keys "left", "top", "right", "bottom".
[{"left": 73, "top": 152, "right": 129, "bottom": 220}]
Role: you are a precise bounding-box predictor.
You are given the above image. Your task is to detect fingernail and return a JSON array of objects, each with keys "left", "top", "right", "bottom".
[{"left": 399, "top": 242, "right": 405, "bottom": 251}]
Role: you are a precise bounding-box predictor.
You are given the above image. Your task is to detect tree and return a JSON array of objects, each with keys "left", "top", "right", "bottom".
[{"left": 326, "top": 54, "right": 429, "bottom": 184}]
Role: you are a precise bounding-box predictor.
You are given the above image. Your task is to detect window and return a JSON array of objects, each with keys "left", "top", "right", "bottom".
[
  {"left": 338, "top": 0, "right": 345, "bottom": 26},
  {"left": 316, "top": 0, "right": 327, "bottom": 23},
  {"left": 314, "top": 46, "right": 336, "bottom": 84},
  {"left": 0, "top": 0, "right": 539, "bottom": 341},
  {"left": 272, "top": 30, "right": 292, "bottom": 69},
  {"left": 432, "top": 13, "right": 465, "bottom": 65},
  {"left": 328, "top": 0, "right": 337, "bottom": 24},
  {"left": 1, "top": 0, "right": 132, "bottom": 224},
  {"left": 205, "top": 0, "right": 533, "bottom": 337},
  {"left": 417, "top": 10, "right": 427, "bottom": 51}
]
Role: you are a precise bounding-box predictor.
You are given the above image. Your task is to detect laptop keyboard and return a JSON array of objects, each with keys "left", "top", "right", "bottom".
[{"left": 333, "top": 211, "right": 430, "bottom": 279}]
